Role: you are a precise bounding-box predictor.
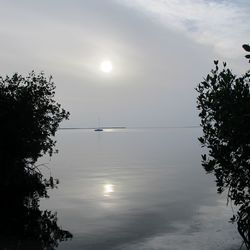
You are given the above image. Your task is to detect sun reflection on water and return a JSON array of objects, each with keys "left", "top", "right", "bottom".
[{"left": 103, "top": 184, "right": 114, "bottom": 197}]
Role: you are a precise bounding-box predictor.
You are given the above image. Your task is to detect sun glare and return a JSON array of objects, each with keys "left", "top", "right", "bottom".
[
  {"left": 100, "top": 60, "right": 113, "bottom": 73},
  {"left": 103, "top": 184, "right": 114, "bottom": 196}
]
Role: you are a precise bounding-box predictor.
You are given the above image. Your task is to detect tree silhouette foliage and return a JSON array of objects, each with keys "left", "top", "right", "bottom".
[
  {"left": 0, "top": 71, "right": 72, "bottom": 248},
  {"left": 243, "top": 44, "right": 250, "bottom": 63},
  {"left": 196, "top": 58, "right": 250, "bottom": 248},
  {"left": 0, "top": 71, "right": 69, "bottom": 195}
]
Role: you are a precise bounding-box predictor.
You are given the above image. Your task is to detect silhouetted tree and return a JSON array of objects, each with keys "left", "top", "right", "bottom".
[
  {"left": 0, "top": 71, "right": 69, "bottom": 196},
  {"left": 196, "top": 57, "right": 250, "bottom": 248},
  {"left": 0, "top": 71, "right": 72, "bottom": 248},
  {"left": 243, "top": 44, "right": 250, "bottom": 63}
]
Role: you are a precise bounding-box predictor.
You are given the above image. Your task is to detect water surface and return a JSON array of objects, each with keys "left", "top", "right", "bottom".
[{"left": 41, "top": 128, "right": 242, "bottom": 249}]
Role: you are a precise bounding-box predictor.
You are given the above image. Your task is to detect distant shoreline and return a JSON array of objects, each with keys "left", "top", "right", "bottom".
[
  {"left": 59, "top": 126, "right": 200, "bottom": 130},
  {"left": 59, "top": 126, "right": 127, "bottom": 130}
]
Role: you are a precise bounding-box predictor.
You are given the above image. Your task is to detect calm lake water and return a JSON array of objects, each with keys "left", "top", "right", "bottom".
[{"left": 40, "top": 128, "right": 243, "bottom": 250}]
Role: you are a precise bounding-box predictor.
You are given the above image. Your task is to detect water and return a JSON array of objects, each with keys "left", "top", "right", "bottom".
[{"left": 40, "top": 128, "right": 243, "bottom": 250}]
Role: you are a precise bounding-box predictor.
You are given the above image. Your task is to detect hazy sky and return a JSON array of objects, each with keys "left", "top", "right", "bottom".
[{"left": 0, "top": 0, "right": 249, "bottom": 127}]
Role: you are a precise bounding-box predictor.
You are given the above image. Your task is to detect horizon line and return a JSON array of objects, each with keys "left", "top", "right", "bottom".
[{"left": 59, "top": 125, "right": 200, "bottom": 130}]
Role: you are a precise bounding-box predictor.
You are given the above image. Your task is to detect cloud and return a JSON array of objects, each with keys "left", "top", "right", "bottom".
[{"left": 115, "top": 0, "right": 250, "bottom": 58}]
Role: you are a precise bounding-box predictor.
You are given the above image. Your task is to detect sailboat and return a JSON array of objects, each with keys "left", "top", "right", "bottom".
[
  {"left": 94, "top": 128, "right": 103, "bottom": 131},
  {"left": 94, "top": 117, "right": 103, "bottom": 131}
]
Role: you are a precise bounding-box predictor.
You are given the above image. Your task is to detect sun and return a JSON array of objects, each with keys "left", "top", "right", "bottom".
[{"left": 100, "top": 60, "right": 113, "bottom": 73}]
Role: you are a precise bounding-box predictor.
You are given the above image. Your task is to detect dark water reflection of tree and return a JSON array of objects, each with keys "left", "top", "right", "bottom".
[{"left": 0, "top": 188, "right": 72, "bottom": 250}]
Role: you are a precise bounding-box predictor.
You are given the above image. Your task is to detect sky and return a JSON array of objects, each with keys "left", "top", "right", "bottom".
[{"left": 0, "top": 0, "right": 249, "bottom": 128}]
